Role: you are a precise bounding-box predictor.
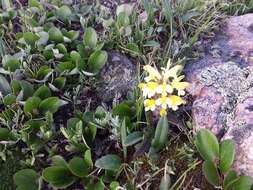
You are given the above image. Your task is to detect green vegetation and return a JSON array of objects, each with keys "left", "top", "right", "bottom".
[{"left": 0, "top": 0, "right": 253, "bottom": 189}]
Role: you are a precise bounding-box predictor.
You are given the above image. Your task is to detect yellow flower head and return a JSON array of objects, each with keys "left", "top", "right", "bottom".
[
  {"left": 144, "top": 99, "right": 156, "bottom": 112},
  {"left": 139, "top": 60, "right": 189, "bottom": 117}
]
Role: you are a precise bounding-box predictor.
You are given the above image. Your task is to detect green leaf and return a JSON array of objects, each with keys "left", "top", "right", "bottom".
[
  {"left": 95, "top": 154, "right": 122, "bottom": 171},
  {"left": 194, "top": 129, "right": 219, "bottom": 162},
  {"left": 68, "top": 157, "right": 88, "bottom": 177},
  {"left": 126, "top": 43, "right": 141, "bottom": 56},
  {"left": 42, "top": 166, "right": 76, "bottom": 188},
  {"left": 24, "top": 96, "right": 41, "bottom": 115},
  {"left": 28, "top": 0, "right": 41, "bottom": 9},
  {"left": 84, "top": 149, "right": 93, "bottom": 169},
  {"left": 57, "top": 61, "right": 75, "bottom": 72},
  {"left": 36, "top": 66, "right": 53, "bottom": 80},
  {"left": 88, "top": 50, "right": 107, "bottom": 73},
  {"left": 202, "top": 160, "right": 220, "bottom": 186},
  {"left": 224, "top": 170, "right": 237, "bottom": 190},
  {"left": 18, "top": 80, "right": 34, "bottom": 100},
  {"left": 23, "top": 32, "right": 39, "bottom": 45},
  {"left": 57, "top": 5, "right": 72, "bottom": 21},
  {"left": 65, "top": 30, "right": 79, "bottom": 41},
  {"left": 159, "top": 174, "right": 171, "bottom": 190},
  {"left": 51, "top": 155, "right": 68, "bottom": 168},
  {"left": 87, "top": 122, "right": 97, "bottom": 141},
  {"left": 0, "top": 74, "right": 11, "bottom": 96},
  {"left": 53, "top": 77, "right": 66, "bottom": 90},
  {"left": 87, "top": 179, "right": 105, "bottom": 190},
  {"left": 43, "top": 50, "right": 54, "bottom": 60},
  {"left": 94, "top": 180, "right": 105, "bottom": 190},
  {"left": 151, "top": 116, "right": 169, "bottom": 150},
  {"left": 117, "top": 12, "right": 130, "bottom": 27},
  {"left": 162, "top": 0, "right": 172, "bottom": 22},
  {"left": 121, "top": 118, "right": 127, "bottom": 159},
  {"left": 228, "top": 176, "right": 253, "bottom": 190},
  {"left": 219, "top": 139, "right": 235, "bottom": 174},
  {"left": 14, "top": 169, "right": 39, "bottom": 190},
  {"left": 112, "top": 102, "right": 133, "bottom": 118},
  {"left": 2, "top": 55, "right": 20, "bottom": 72},
  {"left": 109, "top": 181, "right": 119, "bottom": 190},
  {"left": 48, "top": 27, "right": 63, "bottom": 43},
  {"left": 33, "top": 85, "right": 51, "bottom": 100},
  {"left": 56, "top": 43, "right": 67, "bottom": 54},
  {"left": 70, "top": 51, "right": 85, "bottom": 70},
  {"left": 0, "top": 128, "right": 11, "bottom": 141},
  {"left": 83, "top": 27, "right": 97, "bottom": 49},
  {"left": 3, "top": 94, "right": 16, "bottom": 105},
  {"left": 67, "top": 117, "right": 82, "bottom": 129},
  {"left": 182, "top": 11, "right": 201, "bottom": 23},
  {"left": 39, "top": 97, "right": 61, "bottom": 114},
  {"left": 143, "top": 40, "right": 160, "bottom": 48},
  {"left": 70, "top": 51, "right": 81, "bottom": 63},
  {"left": 124, "top": 131, "right": 143, "bottom": 147},
  {"left": 11, "top": 80, "right": 21, "bottom": 95}
]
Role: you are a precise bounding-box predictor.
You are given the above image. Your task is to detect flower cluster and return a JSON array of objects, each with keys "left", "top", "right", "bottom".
[{"left": 138, "top": 60, "right": 189, "bottom": 116}]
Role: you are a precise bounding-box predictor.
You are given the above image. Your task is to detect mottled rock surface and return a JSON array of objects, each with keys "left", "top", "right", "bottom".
[
  {"left": 185, "top": 14, "right": 253, "bottom": 177},
  {"left": 98, "top": 52, "right": 136, "bottom": 102}
]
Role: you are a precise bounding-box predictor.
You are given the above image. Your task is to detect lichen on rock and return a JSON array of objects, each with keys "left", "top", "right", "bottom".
[{"left": 186, "top": 13, "right": 253, "bottom": 178}]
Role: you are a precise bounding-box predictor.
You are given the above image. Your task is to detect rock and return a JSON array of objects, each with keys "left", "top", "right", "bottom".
[
  {"left": 185, "top": 14, "right": 253, "bottom": 177},
  {"left": 98, "top": 52, "right": 136, "bottom": 103},
  {"left": 226, "top": 14, "right": 253, "bottom": 57},
  {"left": 222, "top": 96, "right": 253, "bottom": 177},
  {"left": 192, "top": 87, "right": 224, "bottom": 136}
]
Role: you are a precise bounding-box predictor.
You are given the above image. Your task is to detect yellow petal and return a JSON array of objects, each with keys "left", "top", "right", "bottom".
[
  {"left": 138, "top": 83, "right": 146, "bottom": 89},
  {"left": 164, "top": 65, "right": 183, "bottom": 80},
  {"left": 168, "top": 95, "right": 186, "bottom": 106},
  {"left": 172, "top": 81, "right": 189, "bottom": 90},
  {"left": 144, "top": 65, "right": 162, "bottom": 80},
  {"left": 160, "top": 108, "right": 167, "bottom": 116},
  {"left": 147, "top": 82, "right": 158, "bottom": 90},
  {"left": 144, "top": 99, "right": 156, "bottom": 111}
]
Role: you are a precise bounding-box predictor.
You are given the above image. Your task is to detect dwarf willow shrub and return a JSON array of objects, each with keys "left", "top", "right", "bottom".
[{"left": 195, "top": 129, "right": 253, "bottom": 190}]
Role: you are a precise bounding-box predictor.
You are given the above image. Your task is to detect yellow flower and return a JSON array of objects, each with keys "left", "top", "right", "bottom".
[
  {"left": 139, "top": 82, "right": 158, "bottom": 98},
  {"left": 139, "top": 61, "right": 189, "bottom": 117},
  {"left": 156, "top": 82, "right": 173, "bottom": 96},
  {"left": 167, "top": 95, "right": 186, "bottom": 111},
  {"left": 144, "top": 99, "right": 156, "bottom": 111},
  {"left": 171, "top": 76, "right": 189, "bottom": 96},
  {"left": 163, "top": 64, "right": 183, "bottom": 81},
  {"left": 159, "top": 108, "right": 167, "bottom": 116},
  {"left": 144, "top": 65, "right": 162, "bottom": 82},
  {"left": 156, "top": 96, "right": 170, "bottom": 109}
]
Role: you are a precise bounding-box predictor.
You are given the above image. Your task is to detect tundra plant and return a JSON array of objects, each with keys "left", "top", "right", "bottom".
[
  {"left": 138, "top": 60, "right": 189, "bottom": 116},
  {"left": 195, "top": 129, "right": 253, "bottom": 190}
]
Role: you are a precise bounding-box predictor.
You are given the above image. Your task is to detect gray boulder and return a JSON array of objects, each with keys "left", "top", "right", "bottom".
[{"left": 98, "top": 52, "right": 136, "bottom": 103}]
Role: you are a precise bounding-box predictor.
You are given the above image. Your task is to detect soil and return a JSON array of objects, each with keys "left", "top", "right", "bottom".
[{"left": 134, "top": 138, "right": 215, "bottom": 190}]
